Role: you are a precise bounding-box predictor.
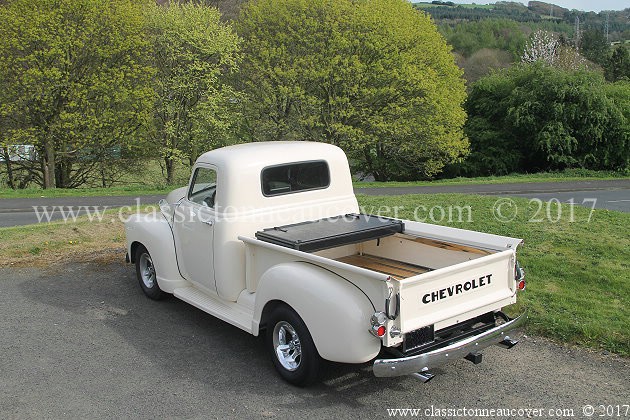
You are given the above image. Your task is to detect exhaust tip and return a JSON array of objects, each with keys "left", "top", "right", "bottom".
[
  {"left": 411, "top": 371, "right": 435, "bottom": 383},
  {"left": 497, "top": 336, "right": 519, "bottom": 349}
]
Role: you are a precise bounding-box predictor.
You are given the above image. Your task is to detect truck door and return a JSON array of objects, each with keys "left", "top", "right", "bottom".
[{"left": 173, "top": 165, "right": 217, "bottom": 292}]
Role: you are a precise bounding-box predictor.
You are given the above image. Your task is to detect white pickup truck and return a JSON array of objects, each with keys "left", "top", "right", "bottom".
[{"left": 125, "top": 142, "right": 526, "bottom": 386}]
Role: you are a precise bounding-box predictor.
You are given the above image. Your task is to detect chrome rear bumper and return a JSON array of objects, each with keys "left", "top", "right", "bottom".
[{"left": 373, "top": 312, "right": 527, "bottom": 378}]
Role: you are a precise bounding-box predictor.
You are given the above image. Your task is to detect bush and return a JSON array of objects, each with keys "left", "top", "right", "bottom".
[{"left": 462, "top": 63, "right": 629, "bottom": 176}]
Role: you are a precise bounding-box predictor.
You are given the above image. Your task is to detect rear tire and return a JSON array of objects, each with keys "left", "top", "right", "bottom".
[
  {"left": 265, "top": 304, "right": 321, "bottom": 386},
  {"left": 135, "top": 245, "right": 166, "bottom": 300}
]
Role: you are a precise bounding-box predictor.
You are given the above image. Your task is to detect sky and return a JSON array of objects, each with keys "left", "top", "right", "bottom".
[{"left": 444, "top": 1, "right": 628, "bottom": 13}]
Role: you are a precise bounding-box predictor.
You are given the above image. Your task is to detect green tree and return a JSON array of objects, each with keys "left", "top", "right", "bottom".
[
  {"left": 146, "top": 3, "right": 241, "bottom": 184},
  {"left": 237, "top": 0, "right": 468, "bottom": 181},
  {"left": 602, "top": 80, "right": 630, "bottom": 165},
  {"left": 0, "top": 0, "right": 154, "bottom": 188},
  {"left": 440, "top": 19, "right": 528, "bottom": 60},
  {"left": 464, "top": 63, "right": 629, "bottom": 175},
  {"left": 605, "top": 45, "right": 630, "bottom": 82},
  {"left": 579, "top": 28, "right": 609, "bottom": 66}
]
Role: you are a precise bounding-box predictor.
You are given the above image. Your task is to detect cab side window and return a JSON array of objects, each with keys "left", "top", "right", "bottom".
[{"left": 188, "top": 167, "right": 217, "bottom": 207}]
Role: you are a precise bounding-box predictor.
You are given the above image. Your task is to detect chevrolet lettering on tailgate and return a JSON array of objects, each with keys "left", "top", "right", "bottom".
[{"left": 422, "top": 274, "right": 493, "bottom": 304}]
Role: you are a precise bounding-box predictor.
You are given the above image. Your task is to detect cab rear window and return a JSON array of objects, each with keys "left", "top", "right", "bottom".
[{"left": 261, "top": 161, "right": 330, "bottom": 196}]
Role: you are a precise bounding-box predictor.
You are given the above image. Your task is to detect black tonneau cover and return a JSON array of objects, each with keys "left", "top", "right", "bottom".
[{"left": 255, "top": 214, "right": 404, "bottom": 252}]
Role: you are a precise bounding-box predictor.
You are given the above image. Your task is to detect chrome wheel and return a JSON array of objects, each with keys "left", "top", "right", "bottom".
[
  {"left": 135, "top": 245, "right": 166, "bottom": 300},
  {"left": 273, "top": 321, "right": 302, "bottom": 371},
  {"left": 266, "top": 305, "right": 321, "bottom": 385},
  {"left": 138, "top": 253, "right": 156, "bottom": 289}
]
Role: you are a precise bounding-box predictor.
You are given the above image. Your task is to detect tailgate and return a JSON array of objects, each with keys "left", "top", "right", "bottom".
[{"left": 394, "top": 249, "right": 516, "bottom": 333}]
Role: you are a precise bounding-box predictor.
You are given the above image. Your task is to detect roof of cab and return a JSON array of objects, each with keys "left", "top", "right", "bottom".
[
  {"left": 193, "top": 141, "right": 356, "bottom": 214},
  {"left": 196, "top": 141, "right": 346, "bottom": 169}
]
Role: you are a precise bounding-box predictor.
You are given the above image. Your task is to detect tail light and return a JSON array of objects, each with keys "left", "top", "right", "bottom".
[
  {"left": 515, "top": 261, "right": 525, "bottom": 291},
  {"left": 370, "top": 312, "right": 387, "bottom": 338}
]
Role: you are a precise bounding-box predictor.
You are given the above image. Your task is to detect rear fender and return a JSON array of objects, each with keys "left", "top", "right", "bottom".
[{"left": 254, "top": 262, "right": 381, "bottom": 364}]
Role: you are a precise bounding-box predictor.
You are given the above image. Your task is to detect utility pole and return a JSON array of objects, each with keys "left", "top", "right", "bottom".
[
  {"left": 605, "top": 12, "right": 610, "bottom": 43},
  {"left": 575, "top": 16, "right": 581, "bottom": 49}
]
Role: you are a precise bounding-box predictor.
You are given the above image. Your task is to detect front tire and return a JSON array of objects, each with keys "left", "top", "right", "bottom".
[
  {"left": 266, "top": 304, "right": 321, "bottom": 386},
  {"left": 135, "top": 245, "right": 166, "bottom": 300}
]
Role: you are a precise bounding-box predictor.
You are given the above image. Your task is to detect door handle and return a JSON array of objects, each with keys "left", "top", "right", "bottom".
[{"left": 202, "top": 220, "right": 213, "bottom": 226}]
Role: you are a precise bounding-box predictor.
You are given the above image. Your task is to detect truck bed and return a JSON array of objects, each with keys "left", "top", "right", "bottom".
[
  {"left": 241, "top": 217, "right": 522, "bottom": 339},
  {"left": 336, "top": 254, "right": 431, "bottom": 279}
]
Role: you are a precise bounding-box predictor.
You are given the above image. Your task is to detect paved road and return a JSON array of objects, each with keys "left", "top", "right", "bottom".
[
  {"left": 356, "top": 179, "right": 630, "bottom": 196},
  {"left": 1, "top": 179, "right": 629, "bottom": 227},
  {"left": 357, "top": 179, "right": 630, "bottom": 213},
  {"left": 507, "top": 189, "right": 630, "bottom": 213},
  {"left": 0, "top": 195, "right": 165, "bottom": 227},
  {"left": 0, "top": 262, "right": 627, "bottom": 419}
]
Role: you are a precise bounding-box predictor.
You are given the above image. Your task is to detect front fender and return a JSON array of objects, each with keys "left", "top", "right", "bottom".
[
  {"left": 125, "top": 213, "right": 187, "bottom": 293},
  {"left": 254, "top": 262, "right": 381, "bottom": 364}
]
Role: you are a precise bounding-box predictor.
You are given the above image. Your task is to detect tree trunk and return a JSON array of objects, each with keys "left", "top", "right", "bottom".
[
  {"left": 59, "top": 160, "right": 72, "bottom": 188},
  {"left": 189, "top": 142, "right": 197, "bottom": 167},
  {"left": 55, "top": 162, "right": 62, "bottom": 188},
  {"left": 101, "top": 165, "right": 107, "bottom": 188},
  {"left": 43, "top": 137, "right": 56, "bottom": 189},
  {"left": 2, "top": 146, "right": 16, "bottom": 189},
  {"left": 374, "top": 142, "right": 388, "bottom": 182},
  {"left": 165, "top": 157, "right": 175, "bottom": 185}
]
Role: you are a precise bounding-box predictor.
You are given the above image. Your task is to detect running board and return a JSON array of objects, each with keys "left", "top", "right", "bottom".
[{"left": 173, "top": 287, "right": 253, "bottom": 333}]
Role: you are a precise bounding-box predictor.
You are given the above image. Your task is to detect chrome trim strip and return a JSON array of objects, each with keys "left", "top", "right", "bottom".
[{"left": 373, "top": 312, "right": 527, "bottom": 378}]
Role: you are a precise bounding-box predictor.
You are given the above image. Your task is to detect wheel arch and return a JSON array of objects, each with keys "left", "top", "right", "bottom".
[
  {"left": 254, "top": 262, "right": 381, "bottom": 364},
  {"left": 125, "top": 215, "right": 187, "bottom": 293},
  {"left": 129, "top": 241, "right": 142, "bottom": 263},
  {"left": 259, "top": 299, "right": 286, "bottom": 332}
]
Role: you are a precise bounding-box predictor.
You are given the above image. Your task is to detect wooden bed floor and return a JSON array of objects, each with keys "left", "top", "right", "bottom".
[{"left": 335, "top": 254, "right": 431, "bottom": 279}]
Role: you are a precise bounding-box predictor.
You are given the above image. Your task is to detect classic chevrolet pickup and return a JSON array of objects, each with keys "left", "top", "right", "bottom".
[{"left": 125, "top": 141, "right": 526, "bottom": 386}]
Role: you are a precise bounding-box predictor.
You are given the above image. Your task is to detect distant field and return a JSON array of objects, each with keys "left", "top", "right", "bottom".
[{"left": 414, "top": 2, "right": 494, "bottom": 9}]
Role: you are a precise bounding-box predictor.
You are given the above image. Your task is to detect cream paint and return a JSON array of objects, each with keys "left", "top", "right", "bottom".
[{"left": 125, "top": 141, "right": 524, "bottom": 368}]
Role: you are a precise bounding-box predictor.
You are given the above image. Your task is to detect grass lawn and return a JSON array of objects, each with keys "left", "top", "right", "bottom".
[
  {"left": 0, "top": 184, "right": 178, "bottom": 199},
  {"left": 0, "top": 206, "right": 151, "bottom": 267},
  {"left": 0, "top": 194, "right": 628, "bottom": 356}
]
